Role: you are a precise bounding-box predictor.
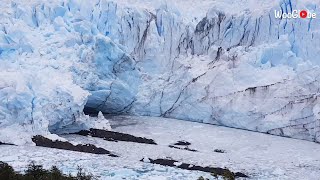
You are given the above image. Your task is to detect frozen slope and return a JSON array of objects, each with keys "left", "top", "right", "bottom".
[{"left": 1, "top": 0, "right": 320, "bottom": 143}]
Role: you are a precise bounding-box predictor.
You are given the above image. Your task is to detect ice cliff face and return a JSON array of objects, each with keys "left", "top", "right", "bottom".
[{"left": 1, "top": 0, "right": 320, "bottom": 144}]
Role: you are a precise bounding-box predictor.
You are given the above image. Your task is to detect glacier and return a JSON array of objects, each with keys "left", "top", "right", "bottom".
[{"left": 1, "top": 0, "right": 320, "bottom": 144}]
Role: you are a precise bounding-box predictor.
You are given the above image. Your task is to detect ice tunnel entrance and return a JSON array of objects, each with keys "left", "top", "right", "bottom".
[{"left": 81, "top": 35, "right": 139, "bottom": 117}]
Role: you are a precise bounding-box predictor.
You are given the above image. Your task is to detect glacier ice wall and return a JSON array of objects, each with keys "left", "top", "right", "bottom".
[
  {"left": 1, "top": 0, "right": 320, "bottom": 143},
  {"left": 0, "top": 0, "right": 139, "bottom": 144}
]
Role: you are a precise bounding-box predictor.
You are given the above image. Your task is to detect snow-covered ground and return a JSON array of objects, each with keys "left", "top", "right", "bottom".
[{"left": 1, "top": 116, "right": 320, "bottom": 179}]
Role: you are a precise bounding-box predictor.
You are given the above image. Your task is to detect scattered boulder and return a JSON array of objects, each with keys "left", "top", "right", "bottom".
[
  {"left": 141, "top": 158, "right": 248, "bottom": 179},
  {"left": 168, "top": 145, "right": 197, "bottom": 152},
  {"left": 174, "top": 141, "right": 191, "bottom": 146},
  {"left": 32, "top": 135, "right": 118, "bottom": 157},
  {"left": 75, "top": 128, "right": 157, "bottom": 145},
  {"left": 0, "top": 142, "right": 14, "bottom": 146},
  {"left": 214, "top": 149, "right": 226, "bottom": 153}
]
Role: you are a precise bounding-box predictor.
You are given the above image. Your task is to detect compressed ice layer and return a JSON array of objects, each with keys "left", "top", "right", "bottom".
[
  {"left": 0, "top": 66, "right": 90, "bottom": 145},
  {"left": 0, "top": 1, "right": 137, "bottom": 144}
]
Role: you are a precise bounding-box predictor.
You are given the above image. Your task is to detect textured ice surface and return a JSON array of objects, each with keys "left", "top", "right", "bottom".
[
  {"left": 1, "top": 116, "right": 320, "bottom": 179},
  {"left": 1, "top": 0, "right": 320, "bottom": 143}
]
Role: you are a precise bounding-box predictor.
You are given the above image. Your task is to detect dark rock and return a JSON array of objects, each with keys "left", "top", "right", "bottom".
[
  {"left": 214, "top": 149, "right": 226, "bottom": 153},
  {"left": 141, "top": 158, "right": 248, "bottom": 179},
  {"left": 168, "top": 145, "right": 197, "bottom": 152},
  {"left": 0, "top": 142, "right": 15, "bottom": 146},
  {"left": 173, "top": 140, "right": 191, "bottom": 146},
  {"left": 32, "top": 135, "right": 118, "bottom": 157},
  {"left": 234, "top": 172, "right": 249, "bottom": 178},
  {"left": 75, "top": 128, "right": 157, "bottom": 145}
]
